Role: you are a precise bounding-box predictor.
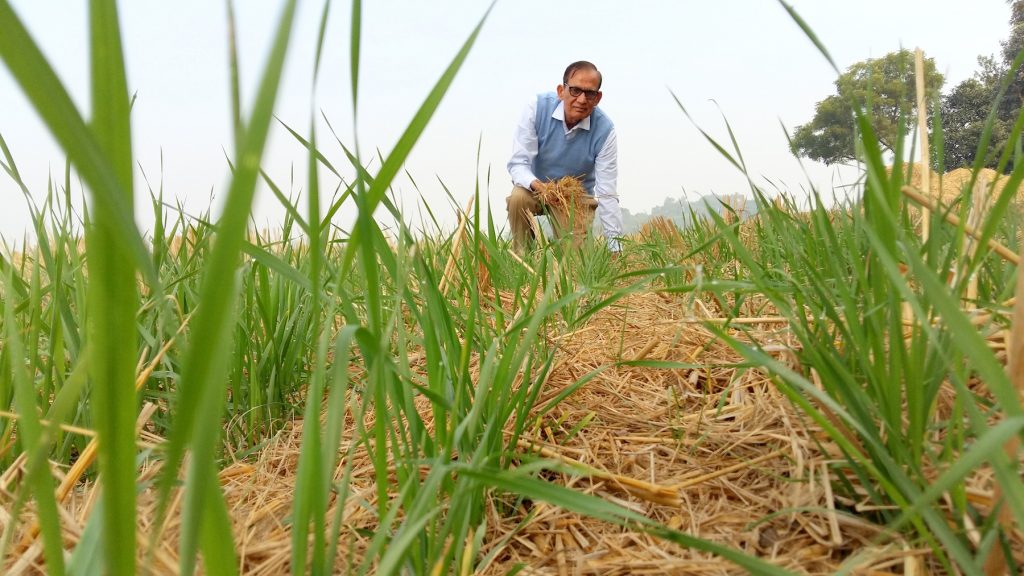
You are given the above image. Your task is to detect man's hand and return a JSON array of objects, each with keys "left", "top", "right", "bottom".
[{"left": 529, "top": 179, "right": 548, "bottom": 197}]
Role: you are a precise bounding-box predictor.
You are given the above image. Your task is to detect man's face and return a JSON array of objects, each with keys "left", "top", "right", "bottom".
[{"left": 556, "top": 68, "right": 602, "bottom": 127}]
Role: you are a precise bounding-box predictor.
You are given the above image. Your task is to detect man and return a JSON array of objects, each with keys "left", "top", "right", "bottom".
[{"left": 506, "top": 60, "right": 622, "bottom": 254}]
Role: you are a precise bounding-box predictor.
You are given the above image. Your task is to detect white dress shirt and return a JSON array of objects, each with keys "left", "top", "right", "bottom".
[{"left": 507, "top": 97, "right": 623, "bottom": 252}]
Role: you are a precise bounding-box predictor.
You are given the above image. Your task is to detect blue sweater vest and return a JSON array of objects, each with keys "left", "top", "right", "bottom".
[{"left": 533, "top": 92, "right": 612, "bottom": 195}]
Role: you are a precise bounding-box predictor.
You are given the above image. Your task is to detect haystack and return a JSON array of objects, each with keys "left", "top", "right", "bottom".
[{"left": 895, "top": 163, "right": 1014, "bottom": 204}]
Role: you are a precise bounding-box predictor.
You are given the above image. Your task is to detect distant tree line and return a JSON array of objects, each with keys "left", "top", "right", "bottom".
[{"left": 791, "top": 0, "right": 1024, "bottom": 172}]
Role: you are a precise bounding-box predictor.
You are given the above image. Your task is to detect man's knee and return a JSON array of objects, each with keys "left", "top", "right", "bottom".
[{"left": 506, "top": 186, "right": 536, "bottom": 214}]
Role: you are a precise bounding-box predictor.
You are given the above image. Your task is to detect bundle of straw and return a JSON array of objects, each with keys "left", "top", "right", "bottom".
[
  {"left": 536, "top": 175, "right": 588, "bottom": 209},
  {"left": 536, "top": 175, "right": 593, "bottom": 236}
]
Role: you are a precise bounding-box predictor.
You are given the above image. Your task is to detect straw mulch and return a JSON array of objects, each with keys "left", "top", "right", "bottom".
[
  {"left": 477, "top": 290, "right": 890, "bottom": 575},
  {"left": 3, "top": 255, "right": 1018, "bottom": 574},
  {"left": 2, "top": 294, "right": 890, "bottom": 576}
]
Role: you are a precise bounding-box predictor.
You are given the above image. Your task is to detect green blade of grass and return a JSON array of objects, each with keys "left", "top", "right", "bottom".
[
  {"left": 776, "top": 0, "right": 840, "bottom": 74},
  {"left": 312, "top": 0, "right": 331, "bottom": 85},
  {"left": 86, "top": 2, "right": 139, "bottom": 573},
  {"left": 277, "top": 117, "right": 343, "bottom": 182},
  {"left": 669, "top": 91, "right": 744, "bottom": 173},
  {"left": 322, "top": 325, "right": 362, "bottom": 566},
  {"left": 290, "top": 73, "right": 328, "bottom": 571},
  {"left": 225, "top": 0, "right": 243, "bottom": 151},
  {"left": 290, "top": 327, "right": 330, "bottom": 574},
  {"left": 4, "top": 272, "right": 65, "bottom": 575},
  {"left": 349, "top": 0, "right": 361, "bottom": 113},
  {"left": 260, "top": 168, "right": 311, "bottom": 232},
  {"left": 240, "top": 241, "right": 312, "bottom": 291},
  {"left": 198, "top": 468, "right": 238, "bottom": 576},
  {"left": 154, "top": 2, "right": 300, "bottom": 574}
]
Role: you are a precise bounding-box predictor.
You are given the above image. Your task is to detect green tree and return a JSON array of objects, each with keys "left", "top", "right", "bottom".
[
  {"left": 941, "top": 0, "right": 1024, "bottom": 171},
  {"left": 791, "top": 49, "right": 944, "bottom": 165},
  {"left": 1001, "top": 0, "right": 1024, "bottom": 110},
  {"left": 940, "top": 56, "right": 1009, "bottom": 169}
]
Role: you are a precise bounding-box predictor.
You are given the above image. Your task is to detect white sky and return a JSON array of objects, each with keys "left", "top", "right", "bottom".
[{"left": 0, "top": 1, "right": 1013, "bottom": 240}]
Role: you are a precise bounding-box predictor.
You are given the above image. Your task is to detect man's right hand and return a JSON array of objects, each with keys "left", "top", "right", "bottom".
[{"left": 529, "top": 180, "right": 547, "bottom": 197}]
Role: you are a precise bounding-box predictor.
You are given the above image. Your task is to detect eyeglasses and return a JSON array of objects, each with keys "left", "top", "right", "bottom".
[{"left": 564, "top": 83, "right": 600, "bottom": 101}]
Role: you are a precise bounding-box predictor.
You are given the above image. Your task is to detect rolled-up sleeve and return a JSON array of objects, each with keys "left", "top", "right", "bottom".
[
  {"left": 593, "top": 127, "right": 622, "bottom": 252},
  {"left": 507, "top": 98, "right": 539, "bottom": 189}
]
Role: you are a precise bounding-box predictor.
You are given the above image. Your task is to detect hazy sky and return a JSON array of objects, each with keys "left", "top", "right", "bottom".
[{"left": 0, "top": 1, "right": 1013, "bottom": 240}]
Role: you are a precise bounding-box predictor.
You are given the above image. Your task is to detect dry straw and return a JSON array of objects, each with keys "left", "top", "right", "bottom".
[
  {"left": 638, "top": 216, "right": 684, "bottom": 248},
  {"left": 10, "top": 283, "right": 986, "bottom": 574},
  {"left": 536, "top": 176, "right": 595, "bottom": 239},
  {"left": 895, "top": 163, "right": 1014, "bottom": 205}
]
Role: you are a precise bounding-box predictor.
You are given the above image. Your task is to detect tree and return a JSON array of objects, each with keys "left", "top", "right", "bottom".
[
  {"left": 1002, "top": 0, "right": 1024, "bottom": 107},
  {"left": 941, "top": 0, "right": 1024, "bottom": 171},
  {"left": 940, "top": 56, "right": 1009, "bottom": 169},
  {"left": 791, "top": 96, "right": 856, "bottom": 165},
  {"left": 791, "top": 49, "right": 944, "bottom": 165}
]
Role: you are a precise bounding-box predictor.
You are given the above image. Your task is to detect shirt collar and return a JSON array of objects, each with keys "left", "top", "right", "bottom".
[{"left": 551, "top": 101, "right": 591, "bottom": 131}]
